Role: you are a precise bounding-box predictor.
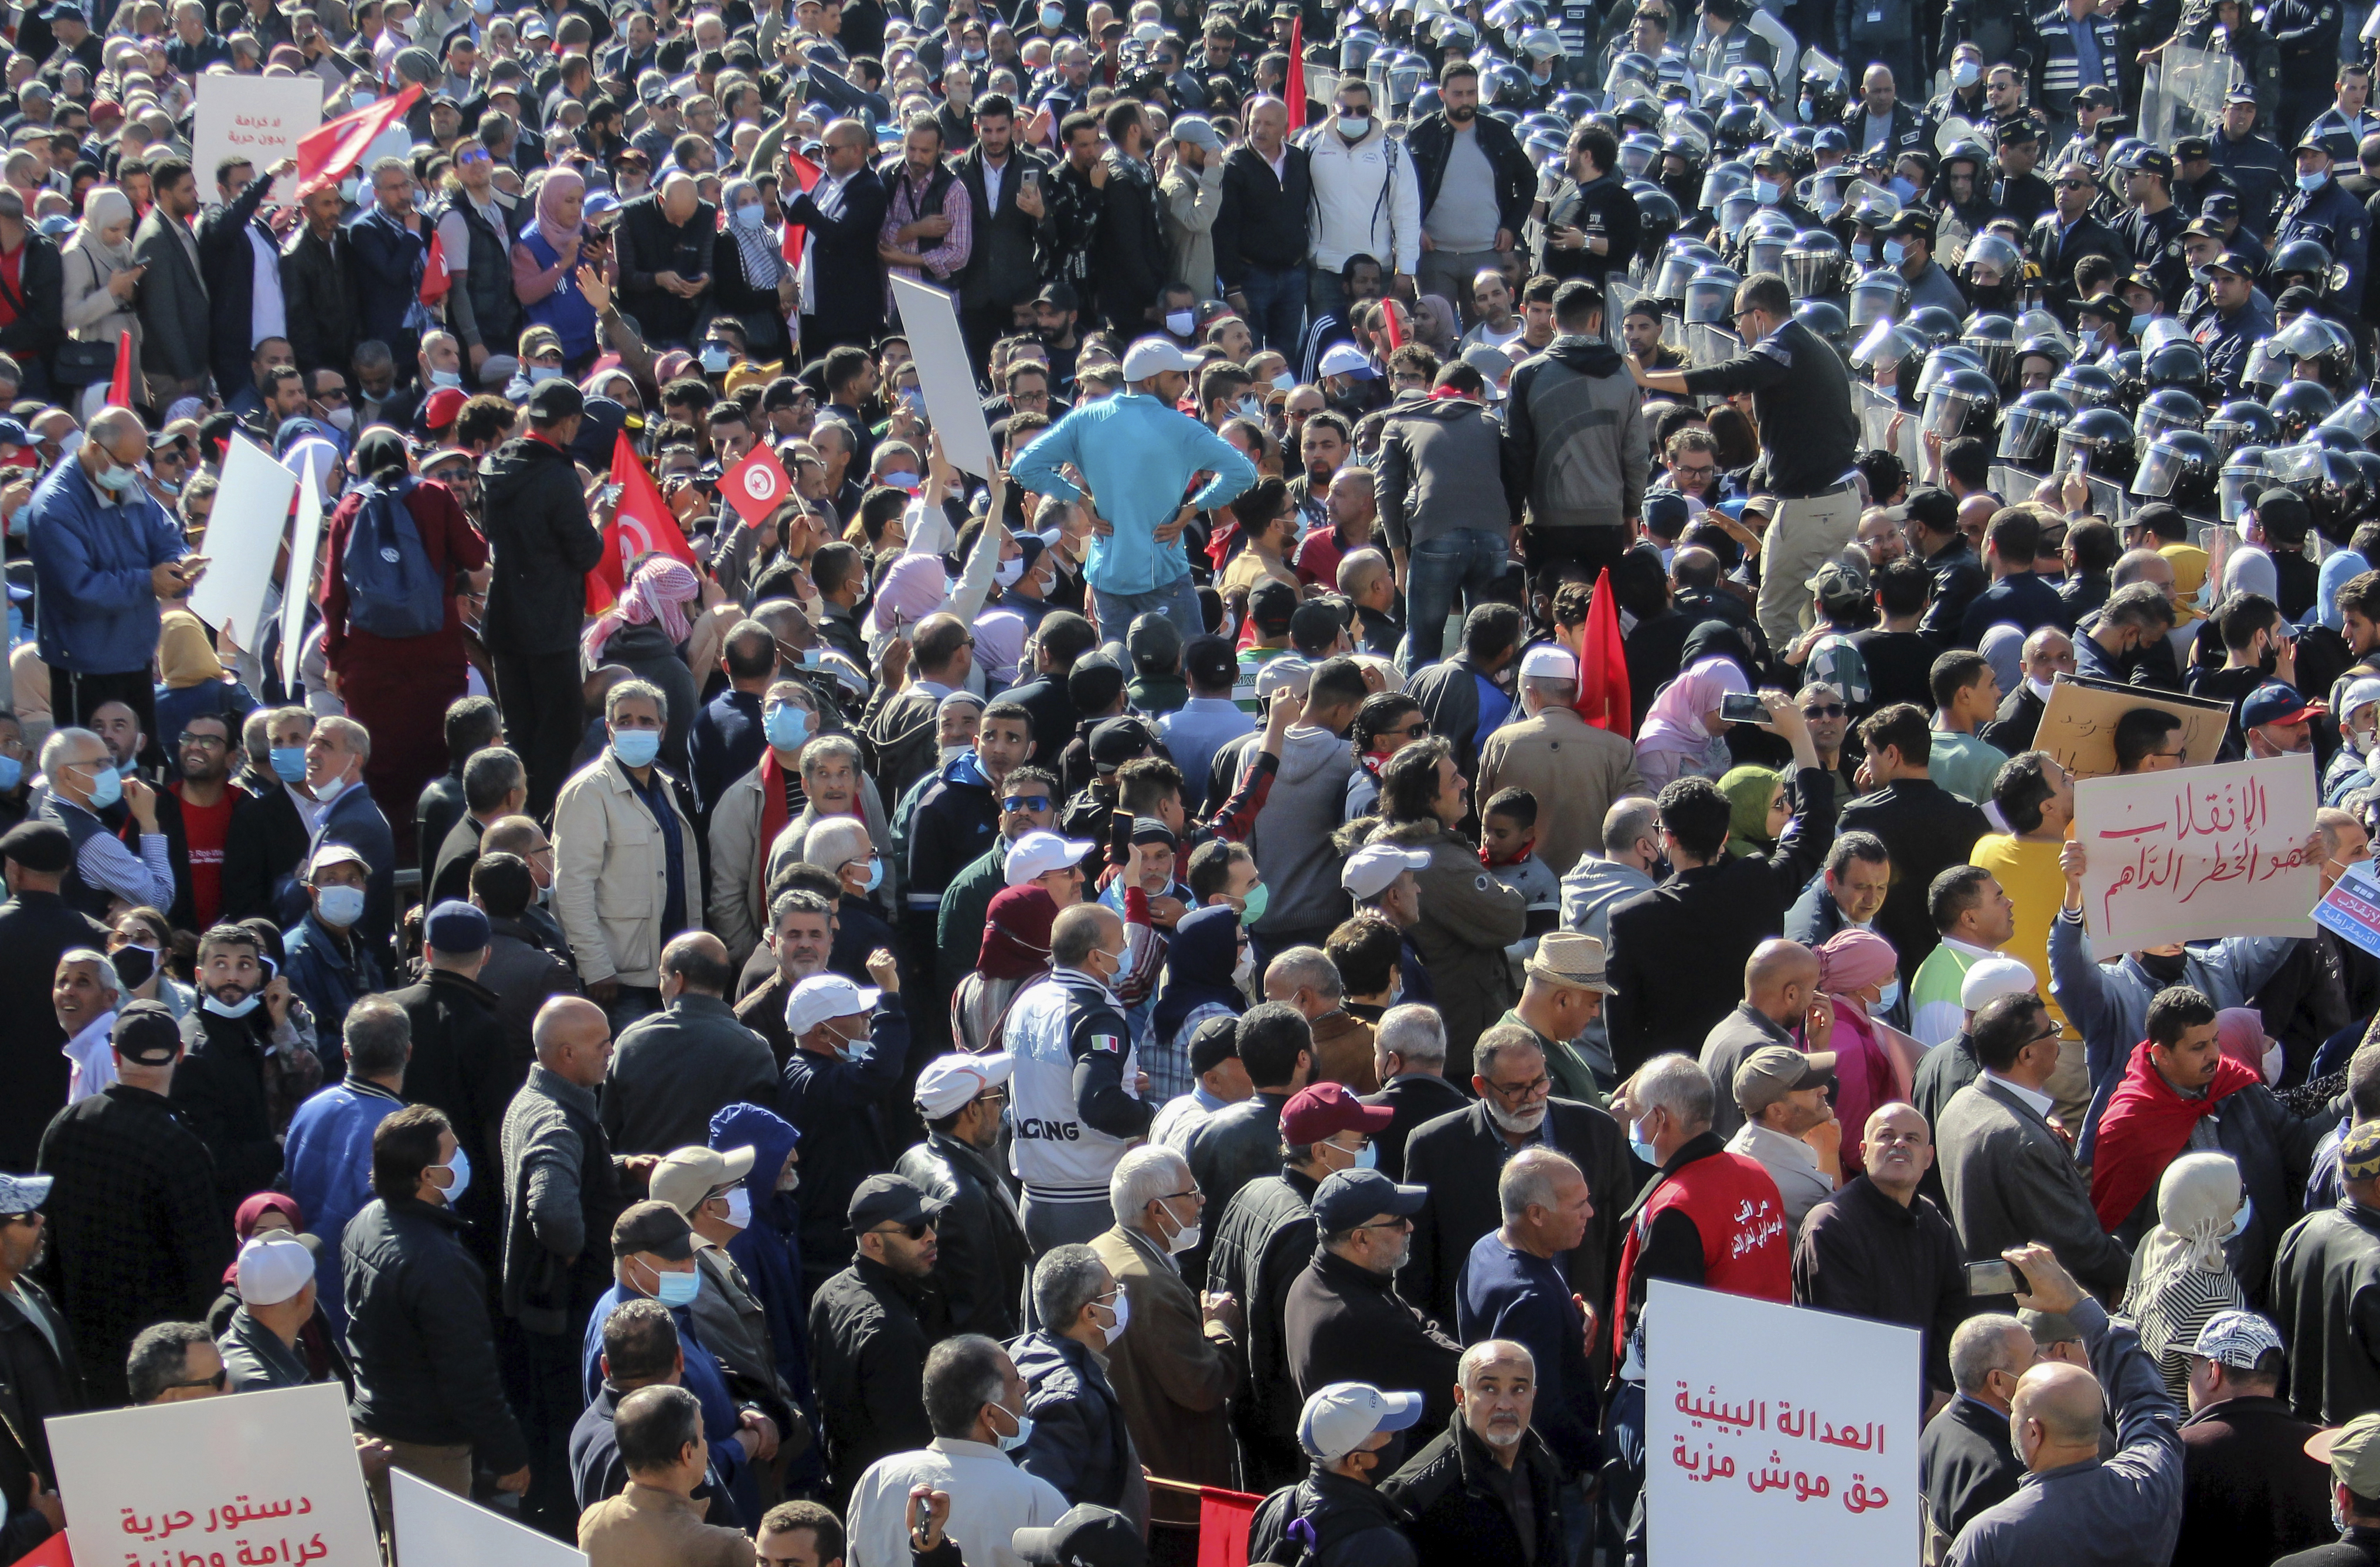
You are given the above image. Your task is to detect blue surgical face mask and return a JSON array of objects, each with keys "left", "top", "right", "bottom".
[
  {"left": 700, "top": 346, "right": 733, "bottom": 373},
  {"left": 1039, "top": 2, "right": 1063, "bottom": 26},
  {"left": 315, "top": 883, "right": 366, "bottom": 928},
  {"left": 527, "top": 364, "right": 565, "bottom": 385},
  {"left": 0, "top": 755, "right": 22, "bottom": 793},
  {"left": 996, "top": 1403, "right": 1035, "bottom": 1452},
  {"left": 861, "top": 855, "right": 884, "bottom": 892},
  {"left": 1627, "top": 1114, "right": 1658, "bottom": 1166},
  {"left": 881, "top": 470, "right": 920, "bottom": 490},
  {"left": 1337, "top": 114, "right": 1371, "bottom": 138},
  {"left": 202, "top": 986, "right": 261, "bottom": 1018},
  {"left": 1882, "top": 239, "right": 1908, "bottom": 266},
  {"left": 2300, "top": 170, "right": 2328, "bottom": 192},
  {"left": 96, "top": 462, "right": 142, "bottom": 494},
  {"left": 648, "top": 1262, "right": 702, "bottom": 1307},
  {"left": 1953, "top": 59, "right": 1981, "bottom": 86},
  {"left": 2129, "top": 312, "right": 2150, "bottom": 335},
  {"left": 86, "top": 764, "right": 123, "bottom": 810},
  {"left": 271, "top": 745, "right": 308, "bottom": 782},
  {"left": 1354, "top": 1140, "right": 1378, "bottom": 1169},
  {"left": 1849, "top": 240, "right": 1872, "bottom": 263},
  {"left": 1885, "top": 175, "right": 1918, "bottom": 200},
  {"left": 735, "top": 202, "right": 767, "bottom": 229},
  {"left": 612, "top": 729, "right": 662, "bottom": 769},
  {"left": 429, "top": 368, "right": 463, "bottom": 390},
  {"left": 763, "top": 704, "right": 809, "bottom": 749},
  {"left": 431, "top": 1144, "right": 471, "bottom": 1204},
  {"left": 1877, "top": 976, "right": 1902, "bottom": 1013},
  {"left": 1752, "top": 177, "right": 1779, "bottom": 203}
]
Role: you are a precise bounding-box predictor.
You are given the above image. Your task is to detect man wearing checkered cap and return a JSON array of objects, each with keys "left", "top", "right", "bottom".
[
  {"left": 2175, "top": 1308, "right": 2331, "bottom": 1563},
  {"left": 2276, "top": 1120, "right": 2380, "bottom": 1426}
]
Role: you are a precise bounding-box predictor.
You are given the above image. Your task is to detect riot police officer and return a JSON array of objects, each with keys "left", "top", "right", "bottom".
[{"left": 2275, "top": 127, "right": 2370, "bottom": 315}]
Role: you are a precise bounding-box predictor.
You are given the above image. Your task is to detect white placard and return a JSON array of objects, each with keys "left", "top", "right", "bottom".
[
  {"left": 2073, "top": 750, "right": 2321, "bottom": 947},
  {"left": 889, "top": 274, "right": 998, "bottom": 480},
  {"left": 186, "top": 433, "right": 300, "bottom": 652},
  {"left": 193, "top": 75, "right": 324, "bottom": 206},
  {"left": 281, "top": 475, "right": 325, "bottom": 698},
  {"left": 389, "top": 1469, "right": 586, "bottom": 1567},
  {"left": 1646, "top": 1280, "right": 1920, "bottom": 1565},
  {"left": 48, "top": 1381, "right": 380, "bottom": 1567}
]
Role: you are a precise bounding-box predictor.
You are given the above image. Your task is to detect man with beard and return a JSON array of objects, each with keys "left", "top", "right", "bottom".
[
  {"left": 1283, "top": 1167, "right": 1461, "bottom": 1436},
  {"left": 735, "top": 889, "right": 837, "bottom": 1069},
  {"left": 896, "top": 1052, "right": 1028, "bottom": 1341},
  {"left": 172, "top": 925, "right": 300, "bottom": 1214},
  {"left": 1385, "top": 1340, "right": 1572, "bottom": 1567},
  {"left": 1407, "top": 62, "right": 1534, "bottom": 324},
  {"left": 168, "top": 712, "right": 243, "bottom": 932}
]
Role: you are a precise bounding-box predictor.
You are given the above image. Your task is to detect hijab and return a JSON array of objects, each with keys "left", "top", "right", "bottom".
[
  {"left": 67, "top": 184, "right": 136, "bottom": 271},
  {"left": 2138, "top": 1150, "right": 2245, "bottom": 1278},
  {"left": 582, "top": 555, "right": 701, "bottom": 663},
  {"left": 1637, "top": 654, "right": 1749, "bottom": 757},
  {"left": 532, "top": 165, "right": 586, "bottom": 255},
  {"left": 2215, "top": 1005, "right": 2279, "bottom": 1085},
  {"left": 224, "top": 1191, "right": 305, "bottom": 1284},
  {"left": 352, "top": 426, "right": 411, "bottom": 486},
  {"left": 1814, "top": 926, "right": 1899, "bottom": 1003},
  {"left": 978, "top": 885, "right": 1059, "bottom": 981},
  {"left": 158, "top": 609, "right": 227, "bottom": 689},
  {"left": 722, "top": 174, "right": 783, "bottom": 290},
  {"left": 1154, "top": 903, "right": 1246, "bottom": 1043},
  {"left": 1414, "top": 293, "right": 1461, "bottom": 356},
  {"left": 1720, "top": 764, "right": 1781, "bottom": 856}
]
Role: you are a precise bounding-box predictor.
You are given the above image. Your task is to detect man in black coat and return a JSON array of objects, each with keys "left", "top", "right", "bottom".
[
  {"left": 601, "top": 933, "right": 778, "bottom": 1157},
  {"left": 806, "top": 1174, "right": 951, "bottom": 1508},
  {"left": 1399, "top": 1029, "right": 1635, "bottom": 1352},
  {"left": 951, "top": 95, "right": 1054, "bottom": 361},
  {"left": 1090, "top": 104, "right": 1166, "bottom": 337},
  {"left": 1215, "top": 96, "right": 1313, "bottom": 354},
  {"left": 0, "top": 823, "right": 111, "bottom": 1169},
  {"left": 1836, "top": 705, "right": 1993, "bottom": 980},
  {"left": 786, "top": 121, "right": 890, "bottom": 354},
  {"left": 35, "top": 1002, "right": 231, "bottom": 1404},
  {"left": 1361, "top": 1008, "right": 1469, "bottom": 1182},
  {"left": 1405, "top": 66, "right": 1536, "bottom": 315},
  {"left": 171, "top": 926, "right": 288, "bottom": 1214},
  {"left": 477, "top": 380, "right": 607, "bottom": 819},
  {"left": 0, "top": 1170, "right": 86, "bottom": 1504},
  {"left": 895, "top": 1055, "right": 1029, "bottom": 1342},
  {"left": 196, "top": 155, "right": 297, "bottom": 400},
  {"left": 1285, "top": 1168, "right": 1461, "bottom": 1435},
  {"left": 1382, "top": 1344, "right": 1572, "bottom": 1567},
  {"left": 613, "top": 175, "right": 718, "bottom": 349},
  {"left": 387, "top": 902, "right": 514, "bottom": 1257},
  {"left": 1919, "top": 1313, "right": 2032, "bottom": 1546},
  {"left": 222, "top": 734, "right": 312, "bottom": 924}
]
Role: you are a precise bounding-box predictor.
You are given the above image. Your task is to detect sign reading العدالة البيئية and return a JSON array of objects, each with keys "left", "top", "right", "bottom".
[
  {"left": 46, "top": 1382, "right": 380, "bottom": 1567},
  {"left": 2072, "top": 751, "right": 2321, "bottom": 950},
  {"left": 1645, "top": 1281, "right": 1920, "bottom": 1565}
]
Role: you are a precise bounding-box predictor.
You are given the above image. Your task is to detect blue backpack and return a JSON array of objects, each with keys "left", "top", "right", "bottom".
[{"left": 339, "top": 477, "right": 447, "bottom": 639}]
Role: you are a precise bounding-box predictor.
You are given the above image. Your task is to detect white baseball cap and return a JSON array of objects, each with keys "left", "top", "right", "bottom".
[
  {"left": 1342, "top": 843, "right": 1432, "bottom": 902},
  {"left": 1298, "top": 1381, "right": 1424, "bottom": 1461},
  {"left": 1005, "top": 829, "right": 1096, "bottom": 887},
  {"left": 786, "top": 973, "right": 880, "bottom": 1034},
  {"left": 1517, "top": 643, "right": 1579, "bottom": 682},
  {"left": 236, "top": 1234, "right": 316, "bottom": 1307},
  {"left": 915, "top": 1051, "right": 1015, "bottom": 1119},
  {"left": 1959, "top": 956, "right": 2038, "bottom": 1012},
  {"left": 1317, "top": 342, "right": 1380, "bottom": 380},
  {"left": 1253, "top": 655, "right": 1313, "bottom": 702},
  {"left": 1120, "top": 336, "right": 1199, "bottom": 381}
]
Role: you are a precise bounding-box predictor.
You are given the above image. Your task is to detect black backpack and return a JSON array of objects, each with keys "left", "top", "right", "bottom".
[{"left": 339, "top": 477, "right": 447, "bottom": 639}]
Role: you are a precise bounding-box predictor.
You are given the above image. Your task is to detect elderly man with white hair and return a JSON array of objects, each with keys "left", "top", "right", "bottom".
[
  {"left": 1382, "top": 1338, "right": 1573, "bottom": 1567},
  {"left": 1089, "top": 1144, "right": 1240, "bottom": 1488},
  {"left": 39, "top": 725, "right": 174, "bottom": 918},
  {"left": 1361, "top": 1002, "right": 1466, "bottom": 1181},
  {"left": 1475, "top": 643, "right": 1647, "bottom": 881}
]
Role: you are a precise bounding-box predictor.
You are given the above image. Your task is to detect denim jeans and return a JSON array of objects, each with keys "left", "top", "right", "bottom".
[
  {"left": 1400, "top": 528, "right": 1509, "bottom": 670},
  {"left": 1235, "top": 263, "right": 1308, "bottom": 355},
  {"left": 1089, "top": 570, "right": 1205, "bottom": 645}
]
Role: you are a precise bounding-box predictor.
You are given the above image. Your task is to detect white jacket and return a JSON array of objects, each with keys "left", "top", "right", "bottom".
[
  {"left": 1304, "top": 119, "right": 1422, "bottom": 276},
  {"left": 847, "top": 1439, "right": 1070, "bottom": 1567}
]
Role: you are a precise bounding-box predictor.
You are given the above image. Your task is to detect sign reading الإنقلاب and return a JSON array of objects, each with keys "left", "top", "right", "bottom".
[
  {"left": 46, "top": 1381, "right": 380, "bottom": 1567},
  {"left": 1645, "top": 1280, "right": 1919, "bottom": 1565},
  {"left": 2072, "top": 750, "right": 2320, "bottom": 949}
]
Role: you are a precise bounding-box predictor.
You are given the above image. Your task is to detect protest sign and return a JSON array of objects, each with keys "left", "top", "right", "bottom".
[
  {"left": 47, "top": 1381, "right": 379, "bottom": 1567},
  {"left": 389, "top": 1470, "right": 584, "bottom": 1567},
  {"left": 2034, "top": 674, "right": 2231, "bottom": 779},
  {"left": 889, "top": 276, "right": 998, "bottom": 480},
  {"left": 185, "top": 434, "right": 300, "bottom": 652},
  {"left": 1645, "top": 1280, "right": 1919, "bottom": 1565},
  {"left": 194, "top": 75, "right": 323, "bottom": 205},
  {"left": 2314, "top": 857, "right": 2380, "bottom": 960},
  {"left": 281, "top": 475, "right": 325, "bottom": 697},
  {"left": 2073, "top": 751, "right": 2320, "bottom": 947}
]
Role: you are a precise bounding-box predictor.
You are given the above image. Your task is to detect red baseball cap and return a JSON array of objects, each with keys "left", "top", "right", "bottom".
[
  {"left": 1280, "top": 1082, "right": 1393, "bottom": 1145},
  {"left": 423, "top": 386, "right": 468, "bottom": 431}
]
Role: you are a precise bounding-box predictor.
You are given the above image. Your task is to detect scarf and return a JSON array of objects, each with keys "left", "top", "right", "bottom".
[
  {"left": 2215, "top": 1006, "right": 2274, "bottom": 1084},
  {"left": 1637, "top": 655, "right": 1749, "bottom": 761},
  {"left": 754, "top": 745, "right": 800, "bottom": 915},
  {"left": 2133, "top": 1150, "right": 2245, "bottom": 1283},
  {"left": 159, "top": 609, "right": 227, "bottom": 689},
  {"left": 1720, "top": 765, "right": 1781, "bottom": 857},
  {"left": 223, "top": 1191, "right": 305, "bottom": 1285},
  {"left": 583, "top": 556, "right": 700, "bottom": 664},
  {"left": 979, "top": 885, "right": 1059, "bottom": 981},
  {"left": 1153, "top": 903, "right": 1246, "bottom": 1043},
  {"left": 721, "top": 176, "right": 783, "bottom": 290},
  {"left": 1815, "top": 926, "right": 1899, "bottom": 995},
  {"left": 532, "top": 166, "right": 586, "bottom": 256},
  {"left": 1415, "top": 293, "right": 1461, "bottom": 356},
  {"left": 67, "top": 185, "right": 137, "bottom": 273},
  {"left": 2090, "top": 1036, "right": 2260, "bottom": 1230}
]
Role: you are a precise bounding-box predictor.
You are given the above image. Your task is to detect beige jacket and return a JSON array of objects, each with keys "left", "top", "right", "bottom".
[
  {"left": 1475, "top": 702, "right": 1648, "bottom": 881},
  {"left": 552, "top": 749, "right": 699, "bottom": 987},
  {"left": 1089, "top": 1223, "right": 1240, "bottom": 1488},
  {"left": 1160, "top": 155, "right": 1226, "bottom": 301},
  {"left": 578, "top": 1482, "right": 754, "bottom": 1567}
]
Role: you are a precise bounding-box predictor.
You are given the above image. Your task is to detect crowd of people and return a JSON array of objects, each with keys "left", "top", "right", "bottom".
[{"left": 14, "top": 0, "right": 2380, "bottom": 1562}]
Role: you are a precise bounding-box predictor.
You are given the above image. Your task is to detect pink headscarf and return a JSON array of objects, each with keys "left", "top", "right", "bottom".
[
  {"left": 1636, "top": 656, "right": 1750, "bottom": 761},
  {"left": 1815, "top": 927, "right": 1899, "bottom": 1004},
  {"left": 533, "top": 166, "right": 586, "bottom": 256},
  {"left": 583, "top": 556, "right": 701, "bottom": 663},
  {"left": 2216, "top": 1007, "right": 2275, "bottom": 1084},
  {"left": 862, "top": 552, "right": 950, "bottom": 641}
]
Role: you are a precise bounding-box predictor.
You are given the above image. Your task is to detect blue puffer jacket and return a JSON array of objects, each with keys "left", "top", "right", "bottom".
[
  {"left": 711, "top": 1102, "right": 811, "bottom": 1405},
  {"left": 1009, "top": 1328, "right": 1138, "bottom": 1511},
  {"left": 25, "top": 456, "right": 186, "bottom": 675}
]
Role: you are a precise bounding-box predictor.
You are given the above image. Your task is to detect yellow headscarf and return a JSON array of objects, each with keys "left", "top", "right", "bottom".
[
  {"left": 158, "top": 610, "right": 226, "bottom": 689},
  {"left": 2163, "top": 542, "right": 2209, "bottom": 624}
]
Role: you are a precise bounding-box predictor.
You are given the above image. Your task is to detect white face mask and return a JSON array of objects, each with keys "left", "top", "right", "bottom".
[
  {"left": 324, "top": 406, "right": 355, "bottom": 431},
  {"left": 1232, "top": 947, "right": 1255, "bottom": 988},
  {"left": 1165, "top": 309, "right": 1196, "bottom": 336},
  {"left": 1159, "top": 1199, "right": 1200, "bottom": 1254},
  {"left": 719, "top": 1187, "right": 752, "bottom": 1229}
]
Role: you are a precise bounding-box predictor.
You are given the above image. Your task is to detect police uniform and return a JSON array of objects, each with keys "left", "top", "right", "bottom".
[
  {"left": 2119, "top": 198, "right": 2192, "bottom": 302},
  {"left": 2303, "top": 104, "right": 2380, "bottom": 151},
  {"left": 2190, "top": 291, "right": 2276, "bottom": 397},
  {"left": 1002, "top": 960, "right": 1152, "bottom": 1249},
  {"left": 2276, "top": 168, "right": 2371, "bottom": 313}
]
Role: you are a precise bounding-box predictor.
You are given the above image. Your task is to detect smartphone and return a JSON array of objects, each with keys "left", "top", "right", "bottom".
[
  {"left": 1719, "top": 691, "right": 1770, "bottom": 725},
  {"left": 2069, "top": 451, "right": 2090, "bottom": 482},
  {"left": 1966, "top": 1259, "right": 2021, "bottom": 1296}
]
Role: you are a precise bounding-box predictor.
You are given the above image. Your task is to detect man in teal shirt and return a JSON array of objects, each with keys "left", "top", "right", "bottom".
[{"left": 1009, "top": 336, "right": 1259, "bottom": 640}]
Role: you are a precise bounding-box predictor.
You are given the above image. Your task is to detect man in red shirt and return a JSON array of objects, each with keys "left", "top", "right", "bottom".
[
  {"left": 1293, "top": 467, "right": 1377, "bottom": 593},
  {"left": 169, "top": 711, "right": 245, "bottom": 930}
]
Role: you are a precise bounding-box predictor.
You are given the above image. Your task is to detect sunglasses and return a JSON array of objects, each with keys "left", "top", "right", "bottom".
[
  {"left": 164, "top": 1367, "right": 229, "bottom": 1393},
  {"left": 1802, "top": 703, "right": 1846, "bottom": 719},
  {"left": 1003, "top": 794, "right": 1052, "bottom": 811},
  {"left": 873, "top": 1219, "right": 935, "bottom": 1241},
  {"left": 2056, "top": 179, "right": 2093, "bottom": 190}
]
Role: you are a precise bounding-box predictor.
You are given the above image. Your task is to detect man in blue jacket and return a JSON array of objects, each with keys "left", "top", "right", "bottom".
[
  {"left": 1009, "top": 336, "right": 1257, "bottom": 643},
  {"left": 23, "top": 406, "right": 199, "bottom": 734}
]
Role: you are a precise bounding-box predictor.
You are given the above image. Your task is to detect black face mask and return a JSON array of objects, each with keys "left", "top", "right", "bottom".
[
  {"left": 112, "top": 944, "right": 157, "bottom": 990},
  {"left": 2137, "top": 949, "right": 2187, "bottom": 984}
]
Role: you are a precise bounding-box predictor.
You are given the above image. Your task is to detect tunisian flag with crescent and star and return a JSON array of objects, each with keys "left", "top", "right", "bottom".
[
  {"left": 587, "top": 431, "right": 701, "bottom": 613},
  {"left": 297, "top": 85, "right": 423, "bottom": 196},
  {"left": 780, "top": 148, "right": 822, "bottom": 266}
]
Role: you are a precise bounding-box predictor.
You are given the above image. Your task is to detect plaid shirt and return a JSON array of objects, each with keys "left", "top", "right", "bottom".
[
  {"left": 35, "top": 1084, "right": 233, "bottom": 1402},
  {"left": 878, "top": 160, "right": 974, "bottom": 285}
]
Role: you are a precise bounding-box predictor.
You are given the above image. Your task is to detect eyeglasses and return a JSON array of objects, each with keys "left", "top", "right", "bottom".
[
  {"left": 2056, "top": 179, "right": 2093, "bottom": 191},
  {"left": 872, "top": 1219, "right": 936, "bottom": 1240},
  {"left": 1002, "top": 795, "right": 1052, "bottom": 811},
  {"left": 1484, "top": 1073, "right": 1553, "bottom": 1100},
  {"left": 176, "top": 732, "right": 227, "bottom": 749},
  {"left": 1801, "top": 703, "right": 1846, "bottom": 719},
  {"left": 1674, "top": 462, "right": 1715, "bottom": 478},
  {"left": 1387, "top": 721, "right": 1429, "bottom": 739},
  {"left": 164, "top": 1367, "right": 229, "bottom": 1393}
]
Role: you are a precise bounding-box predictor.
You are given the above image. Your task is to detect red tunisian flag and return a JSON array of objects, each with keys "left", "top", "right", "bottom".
[
  {"left": 1286, "top": 16, "right": 1306, "bottom": 130},
  {"left": 297, "top": 84, "right": 422, "bottom": 196},
  {"left": 1575, "top": 566, "right": 1631, "bottom": 732},
  {"left": 6, "top": 1531, "right": 73, "bottom": 1567},
  {"left": 587, "top": 431, "right": 701, "bottom": 613},
  {"left": 780, "top": 148, "right": 822, "bottom": 266},
  {"left": 723, "top": 442, "right": 794, "bottom": 527},
  {"left": 420, "top": 229, "right": 450, "bottom": 304},
  {"left": 107, "top": 329, "right": 134, "bottom": 408}
]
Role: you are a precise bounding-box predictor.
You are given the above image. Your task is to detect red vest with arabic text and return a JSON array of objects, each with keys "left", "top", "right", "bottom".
[{"left": 1612, "top": 1149, "right": 1791, "bottom": 1361}]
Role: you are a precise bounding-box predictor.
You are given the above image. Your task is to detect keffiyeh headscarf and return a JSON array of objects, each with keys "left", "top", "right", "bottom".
[
  {"left": 583, "top": 555, "right": 701, "bottom": 664},
  {"left": 722, "top": 175, "right": 784, "bottom": 291}
]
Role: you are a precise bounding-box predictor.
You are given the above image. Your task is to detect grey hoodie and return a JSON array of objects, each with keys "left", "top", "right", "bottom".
[
  {"left": 1376, "top": 394, "right": 1514, "bottom": 549},
  {"left": 1247, "top": 726, "right": 1357, "bottom": 940},
  {"left": 1500, "top": 334, "right": 1649, "bottom": 532}
]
